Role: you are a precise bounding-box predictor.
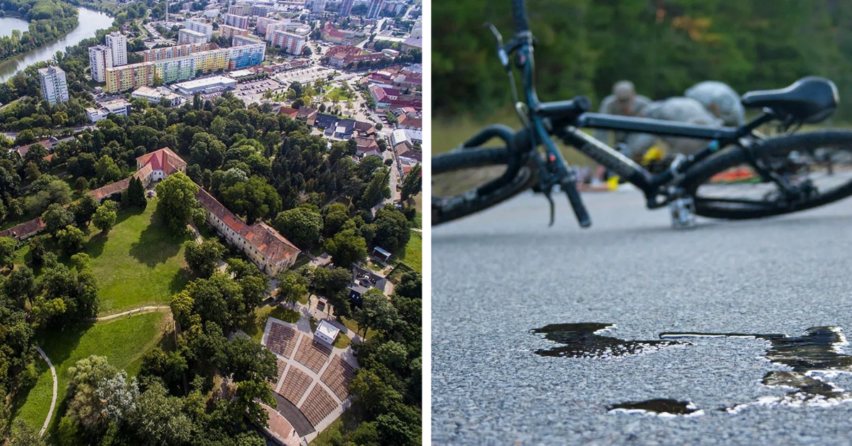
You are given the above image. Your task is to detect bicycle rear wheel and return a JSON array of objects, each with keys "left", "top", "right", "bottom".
[
  {"left": 680, "top": 130, "right": 852, "bottom": 219},
  {"left": 432, "top": 148, "right": 539, "bottom": 225}
]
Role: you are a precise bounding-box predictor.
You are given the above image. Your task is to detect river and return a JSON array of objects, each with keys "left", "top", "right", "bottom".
[{"left": 0, "top": 7, "right": 113, "bottom": 83}]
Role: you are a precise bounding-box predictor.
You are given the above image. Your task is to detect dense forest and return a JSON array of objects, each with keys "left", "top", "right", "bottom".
[
  {"left": 0, "top": 0, "right": 79, "bottom": 62},
  {"left": 433, "top": 0, "right": 852, "bottom": 120}
]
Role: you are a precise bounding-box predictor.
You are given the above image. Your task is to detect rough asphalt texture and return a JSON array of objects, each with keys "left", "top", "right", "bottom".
[{"left": 432, "top": 190, "right": 852, "bottom": 445}]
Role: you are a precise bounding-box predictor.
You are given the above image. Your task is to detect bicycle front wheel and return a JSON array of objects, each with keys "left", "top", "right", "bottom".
[
  {"left": 680, "top": 130, "right": 852, "bottom": 219},
  {"left": 432, "top": 148, "right": 539, "bottom": 225}
]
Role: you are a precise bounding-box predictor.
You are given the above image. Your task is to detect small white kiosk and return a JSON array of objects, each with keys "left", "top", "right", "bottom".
[{"left": 314, "top": 320, "right": 340, "bottom": 346}]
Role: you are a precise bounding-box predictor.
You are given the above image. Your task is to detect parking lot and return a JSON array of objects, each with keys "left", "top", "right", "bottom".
[
  {"left": 276, "top": 67, "right": 334, "bottom": 84},
  {"left": 233, "top": 78, "right": 285, "bottom": 103}
]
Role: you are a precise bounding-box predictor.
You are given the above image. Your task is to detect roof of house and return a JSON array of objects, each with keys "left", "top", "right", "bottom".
[
  {"left": 322, "top": 22, "right": 346, "bottom": 39},
  {"left": 402, "top": 37, "right": 422, "bottom": 49},
  {"left": 90, "top": 177, "right": 131, "bottom": 201},
  {"left": 16, "top": 139, "right": 53, "bottom": 159},
  {"left": 296, "top": 106, "right": 317, "bottom": 118},
  {"left": 0, "top": 217, "right": 45, "bottom": 240},
  {"left": 354, "top": 120, "right": 375, "bottom": 134},
  {"left": 354, "top": 136, "right": 378, "bottom": 151},
  {"left": 336, "top": 119, "right": 356, "bottom": 132},
  {"left": 279, "top": 106, "right": 298, "bottom": 117},
  {"left": 136, "top": 147, "right": 186, "bottom": 175},
  {"left": 196, "top": 188, "right": 300, "bottom": 265},
  {"left": 314, "top": 113, "right": 338, "bottom": 129}
]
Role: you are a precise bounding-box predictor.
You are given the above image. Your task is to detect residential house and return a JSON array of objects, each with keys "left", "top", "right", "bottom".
[
  {"left": 333, "top": 119, "right": 356, "bottom": 139},
  {"left": 279, "top": 106, "right": 299, "bottom": 118},
  {"left": 347, "top": 265, "right": 389, "bottom": 306},
  {"left": 314, "top": 113, "right": 338, "bottom": 131},
  {"left": 354, "top": 136, "right": 380, "bottom": 158},
  {"left": 353, "top": 120, "right": 375, "bottom": 136},
  {"left": 296, "top": 106, "right": 318, "bottom": 125},
  {"left": 0, "top": 217, "right": 46, "bottom": 241}
]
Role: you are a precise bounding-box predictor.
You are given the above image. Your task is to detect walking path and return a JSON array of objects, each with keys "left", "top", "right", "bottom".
[
  {"left": 34, "top": 347, "right": 57, "bottom": 437},
  {"left": 88, "top": 306, "right": 170, "bottom": 322}
]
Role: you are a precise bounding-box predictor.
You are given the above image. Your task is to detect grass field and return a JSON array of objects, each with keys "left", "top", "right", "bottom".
[
  {"left": 393, "top": 231, "right": 421, "bottom": 274},
  {"left": 12, "top": 311, "right": 170, "bottom": 434},
  {"left": 327, "top": 88, "right": 354, "bottom": 102},
  {"left": 86, "top": 199, "right": 190, "bottom": 315},
  {"left": 242, "top": 304, "right": 301, "bottom": 342}
]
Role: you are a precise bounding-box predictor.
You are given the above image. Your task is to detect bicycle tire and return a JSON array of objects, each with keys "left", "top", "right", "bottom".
[
  {"left": 432, "top": 148, "right": 539, "bottom": 226},
  {"left": 680, "top": 130, "right": 852, "bottom": 219}
]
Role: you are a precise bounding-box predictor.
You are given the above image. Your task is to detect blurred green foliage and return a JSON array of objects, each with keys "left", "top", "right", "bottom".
[{"left": 433, "top": 0, "right": 852, "bottom": 120}]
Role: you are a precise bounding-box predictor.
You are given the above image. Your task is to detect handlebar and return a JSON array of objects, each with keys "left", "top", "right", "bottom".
[{"left": 512, "top": 0, "right": 529, "bottom": 32}]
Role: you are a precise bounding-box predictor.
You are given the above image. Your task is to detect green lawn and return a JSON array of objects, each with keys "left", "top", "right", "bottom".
[
  {"left": 327, "top": 88, "right": 354, "bottom": 102},
  {"left": 241, "top": 304, "right": 301, "bottom": 342},
  {"left": 393, "top": 231, "right": 421, "bottom": 274},
  {"left": 342, "top": 316, "right": 377, "bottom": 341},
  {"left": 12, "top": 312, "right": 170, "bottom": 435},
  {"left": 86, "top": 199, "right": 190, "bottom": 315},
  {"left": 10, "top": 354, "right": 52, "bottom": 431}
]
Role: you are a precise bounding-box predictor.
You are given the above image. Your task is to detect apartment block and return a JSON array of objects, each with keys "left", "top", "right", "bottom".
[
  {"left": 140, "top": 43, "right": 210, "bottom": 62},
  {"left": 38, "top": 66, "right": 69, "bottom": 105},
  {"left": 185, "top": 20, "right": 213, "bottom": 39},
  {"left": 223, "top": 13, "right": 250, "bottom": 29},
  {"left": 88, "top": 45, "right": 113, "bottom": 82},
  {"left": 220, "top": 24, "right": 249, "bottom": 39},
  {"left": 178, "top": 28, "right": 209, "bottom": 44},
  {"left": 271, "top": 30, "right": 307, "bottom": 55},
  {"left": 105, "top": 32, "right": 127, "bottom": 66}
]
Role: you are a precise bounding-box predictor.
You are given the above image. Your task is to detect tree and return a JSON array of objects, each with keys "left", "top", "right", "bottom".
[
  {"left": 189, "top": 273, "right": 245, "bottom": 330},
  {"left": 395, "top": 271, "right": 421, "bottom": 299},
  {"left": 274, "top": 206, "right": 323, "bottom": 250},
  {"left": 70, "top": 194, "right": 99, "bottom": 228},
  {"left": 127, "top": 176, "right": 147, "bottom": 208},
  {"left": 323, "top": 203, "right": 350, "bottom": 237},
  {"left": 324, "top": 229, "right": 367, "bottom": 268},
  {"left": 400, "top": 164, "right": 421, "bottom": 201},
  {"left": 74, "top": 177, "right": 89, "bottom": 193},
  {"left": 360, "top": 168, "right": 391, "bottom": 209},
  {"left": 354, "top": 288, "right": 397, "bottom": 335},
  {"left": 9, "top": 419, "right": 46, "bottom": 446},
  {"left": 220, "top": 176, "right": 281, "bottom": 224},
  {"left": 183, "top": 239, "right": 226, "bottom": 278},
  {"left": 42, "top": 203, "right": 74, "bottom": 234},
  {"left": 66, "top": 356, "right": 118, "bottom": 432},
  {"left": 155, "top": 172, "right": 202, "bottom": 232},
  {"left": 93, "top": 201, "right": 118, "bottom": 234},
  {"left": 130, "top": 381, "right": 192, "bottom": 446},
  {"left": 6, "top": 265, "right": 35, "bottom": 308},
  {"left": 95, "top": 154, "right": 123, "bottom": 184},
  {"left": 0, "top": 236, "right": 16, "bottom": 270},
  {"left": 276, "top": 270, "right": 308, "bottom": 305},
  {"left": 373, "top": 205, "right": 411, "bottom": 253},
  {"left": 221, "top": 337, "right": 277, "bottom": 383},
  {"left": 56, "top": 225, "right": 85, "bottom": 255}
]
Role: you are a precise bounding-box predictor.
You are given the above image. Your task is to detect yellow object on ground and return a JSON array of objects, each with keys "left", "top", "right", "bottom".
[{"left": 607, "top": 175, "right": 620, "bottom": 191}]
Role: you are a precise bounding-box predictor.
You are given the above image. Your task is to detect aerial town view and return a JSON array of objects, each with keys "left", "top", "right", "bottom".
[{"left": 0, "top": 0, "right": 422, "bottom": 444}]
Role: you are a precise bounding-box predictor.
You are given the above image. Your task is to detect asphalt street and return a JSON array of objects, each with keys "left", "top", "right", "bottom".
[{"left": 432, "top": 189, "right": 852, "bottom": 445}]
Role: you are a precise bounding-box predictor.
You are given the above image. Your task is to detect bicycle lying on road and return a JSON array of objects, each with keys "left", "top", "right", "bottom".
[{"left": 432, "top": 0, "right": 852, "bottom": 228}]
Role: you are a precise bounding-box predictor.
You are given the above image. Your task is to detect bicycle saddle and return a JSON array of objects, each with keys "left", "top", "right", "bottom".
[{"left": 741, "top": 76, "right": 838, "bottom": 123}]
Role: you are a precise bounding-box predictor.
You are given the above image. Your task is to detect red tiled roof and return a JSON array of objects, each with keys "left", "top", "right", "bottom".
[
  {"left": 90, "top": 178, "right": 131, "bottom": 201},
  {"left": 196, "top": 188, "right": 300, "bottom": 265},
  {"left": 0, "top": 217, "right": 46, "bottom": 240},
  {"left": 136, "top": 147, "right": 186, "bottom": 175},
  {"left": 279, "top": 107, "right": 298, "bottom": 118}
]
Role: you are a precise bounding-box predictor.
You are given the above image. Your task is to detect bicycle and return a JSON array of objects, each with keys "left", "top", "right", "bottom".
[{"left": 432, "top": 0, "right": 852, "bottom": 229}]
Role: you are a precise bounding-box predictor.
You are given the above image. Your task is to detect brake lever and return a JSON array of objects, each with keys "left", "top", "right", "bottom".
[{"left": 543, "top": 187, "right": 555, "bottom": 226}]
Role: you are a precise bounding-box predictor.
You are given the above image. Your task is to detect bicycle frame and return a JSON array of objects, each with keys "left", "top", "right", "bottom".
[{"left": 508, "top": 21, "right": 782, "bottom": 213}]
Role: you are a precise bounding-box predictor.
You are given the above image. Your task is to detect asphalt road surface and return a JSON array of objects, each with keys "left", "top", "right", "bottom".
[{"left": 432, "top": 189, "right": 852, "bottom": 445}]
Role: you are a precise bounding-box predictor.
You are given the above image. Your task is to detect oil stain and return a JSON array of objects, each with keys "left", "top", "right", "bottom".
[
  {"left": 531, "top": 323, "right": 682, "bottom": 358},
  {"left": 533, "top": 324, "right": 852, "bottom": 415},
  {"left": 608, "top": 399, "right": 702, "bottom": 417},
  {"left": 662, "top": 327, "right": 852, "bottom": 410}
]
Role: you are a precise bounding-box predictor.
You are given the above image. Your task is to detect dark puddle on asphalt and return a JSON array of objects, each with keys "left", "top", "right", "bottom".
[
  {"left": 608, "top": 399, "right": 702, "bottom": 417},
  {"left": 533, "top": 324, "right": 852, "bottom": 416},
  {"left": 530, "top": 323, "right": 682, "bottom": 358}
]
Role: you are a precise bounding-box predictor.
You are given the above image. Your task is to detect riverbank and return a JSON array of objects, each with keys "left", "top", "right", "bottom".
[
  {"left": 0, "top": 1, "right": 79, "bottom": 63},
  {"left": 0, "top": 7, "right": 114, "bottom": 83}
]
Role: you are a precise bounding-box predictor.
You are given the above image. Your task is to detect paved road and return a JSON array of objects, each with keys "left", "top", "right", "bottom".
[{"left": 433, "top": 190, "right": 852, "bottom": 445}]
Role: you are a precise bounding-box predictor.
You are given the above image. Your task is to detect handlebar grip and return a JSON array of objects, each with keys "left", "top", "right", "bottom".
[
  {"left": 562, "top": 179, "right": 592, "bottom": 228},
  {"left": 512, "top": 0, "right": 529, "bottom": 32}
]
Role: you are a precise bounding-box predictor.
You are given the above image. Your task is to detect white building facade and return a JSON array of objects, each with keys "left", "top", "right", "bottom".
[
  {"left": 178, "top": 28, "right": 209, "bottom": 44},
  {"left": 105, "top": 32, "right": 128, "bottom": 66},
  {"left": 38, "top": 66, "right": 69, "bottom": 105},
  {"left": 88, "top": 45, "right": 113, "bottom": 82},
  {"left": 185, "top": 19, "right": 214, "bottom": 39}
]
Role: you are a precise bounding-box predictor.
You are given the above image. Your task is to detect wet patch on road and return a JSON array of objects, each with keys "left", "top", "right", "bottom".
[
  {"left": 663, "top": 327, "right": 852, "bottom": 411},
  {"left": 531, "top": 323, "right": 683, "bottom": 358},
  {"left": 608, "top": 399, "right": 703, "bottom": 417}
]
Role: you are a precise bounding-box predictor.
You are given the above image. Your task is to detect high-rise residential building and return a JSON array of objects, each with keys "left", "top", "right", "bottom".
[
  {"left": 411, "top": 17, "right": 422, "bottom": 38},
  {"left": 220, "top": 24, "right": 249, "bottom": 39},
  {"left": 88, "top": 45, "right": 113, "bottom": 83},
  {"left": 249, "top": 5, "right": 270, "bottom": 16},
  {"left": 257, "top": 17, "right": 290, "bottom": 35},
  {"left": 311, "top": 0, "right": 326, "bottom": 13},
  {"left": 339, "top": 0, "right": 355, "bottom": 16},
  {"left": 185, "top": 20, "right": 214, "bottom": 39},
  {"left": 228, "top": 4, "right": 249, "bottom": 15},
  {"left": 38, "top": 66, "right": 69, "bottom": 105},
  {"left": 178, "top": 28, "right": 209, "bottom": 44},
  {"left": 140, "top": 43, "right": 210, "bottom": 61},
  {"left": 105, "top": 32, "right": 127, "bottom": 66},
  {"left": 367, "top": 0, "right": 384, "bottom": 19},
  {"left": 271, "top": 30, "right": 307, "bottom": 55},
  {"left": 223, "top": 13, "right": 250, "bottom": 29}
]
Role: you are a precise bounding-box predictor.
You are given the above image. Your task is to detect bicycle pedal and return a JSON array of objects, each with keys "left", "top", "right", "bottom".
[{"left": 669, "top": 196, "right": 696, "bottom": 229}]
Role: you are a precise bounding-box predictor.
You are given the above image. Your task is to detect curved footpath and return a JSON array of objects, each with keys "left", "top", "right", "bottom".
[
  {"left": 34, "top": 347, "right": 57, "bottom": 437},
  {"left": 88, "top": 305, "right": 170, "bottom": 322}
]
